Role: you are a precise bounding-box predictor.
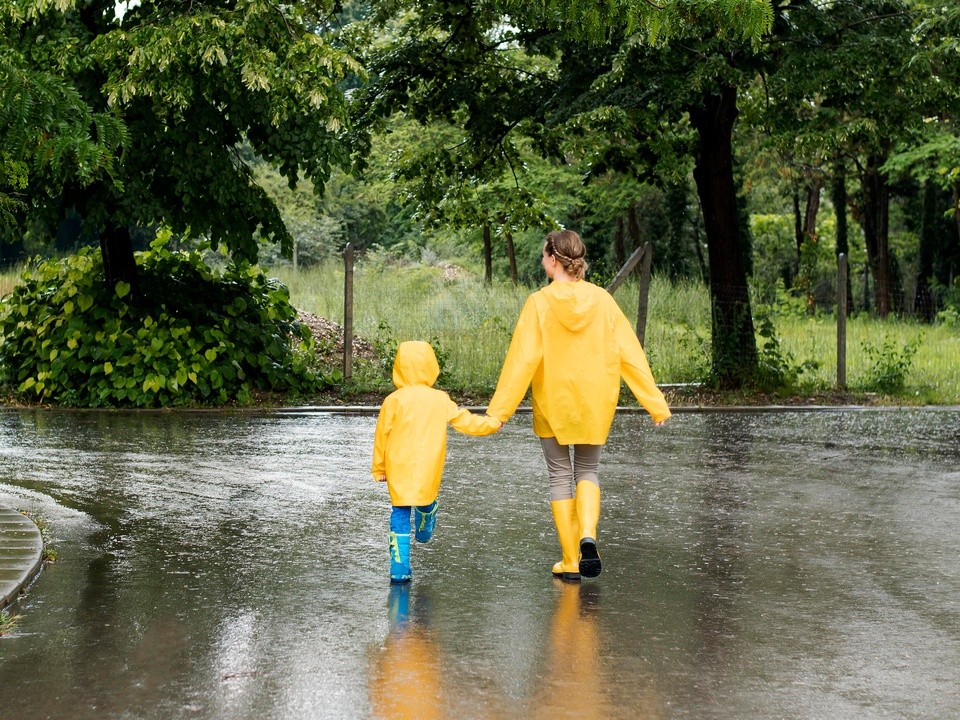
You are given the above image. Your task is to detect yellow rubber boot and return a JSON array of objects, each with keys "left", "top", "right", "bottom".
[
  {"left": 550, "top": 499, "right": 581, "bottom": 582},
  {"left": 576, "top": 480, "right": 602, "bottom": 578}
]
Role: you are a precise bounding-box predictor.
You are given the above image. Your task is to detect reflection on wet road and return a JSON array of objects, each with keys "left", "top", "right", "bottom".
[{"left": 0, "top": 409, "right": 958, "bottom": 719}]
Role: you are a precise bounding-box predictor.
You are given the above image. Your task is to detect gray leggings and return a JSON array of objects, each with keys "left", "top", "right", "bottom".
[{"left": 540, "top": 437, "right": 602, "bottom": 502}]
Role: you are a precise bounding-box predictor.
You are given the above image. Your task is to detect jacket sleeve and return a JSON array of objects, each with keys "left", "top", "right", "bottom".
[
  {"left": 371, "top": 401, "right": 393, "bottom": 480},
  {"left": 448, "top": 401, "right": 502, "bottom": 436},
  {"left": 614, "top": 304, "right": 672, "bottom": 424},
  {"left": 486, "top": 295, "right": 543, "bottom": 423}
]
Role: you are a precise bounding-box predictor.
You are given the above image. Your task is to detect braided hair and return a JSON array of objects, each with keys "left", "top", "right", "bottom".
[{"left": 544, "top": 230, "right": 588, "bottom": 280}]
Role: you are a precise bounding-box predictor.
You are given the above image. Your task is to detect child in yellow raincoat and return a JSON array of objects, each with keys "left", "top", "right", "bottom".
[
  {"left": 487, "top": 230, "right": 671, "bottom": 581},
  {"left": 373, "top": 340, "right": 501, "bottom": 583}
]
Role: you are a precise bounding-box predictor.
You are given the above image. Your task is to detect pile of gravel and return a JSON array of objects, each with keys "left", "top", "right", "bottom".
[{"left": 296, "top": 311, "right": 377, "bottom": 364}]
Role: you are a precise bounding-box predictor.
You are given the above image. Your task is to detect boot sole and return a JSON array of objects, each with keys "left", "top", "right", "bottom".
[
  {"left": 552, "top": 570, "right": 581, "bottom": 582},
  {"left": 579, "top": 539, "right": 601, "bottom": 578}
]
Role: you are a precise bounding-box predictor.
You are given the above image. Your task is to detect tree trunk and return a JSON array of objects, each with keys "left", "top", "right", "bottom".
[
  {"left": 803, "top": 184, "right": 821, "bottom": 242},
  {"left": 914, "top": 181, "right": 937, "bottom": 322},
  {"left": 801, "top": 181, "right": 822, "bottom": 313},
  {"left": 952, "top": 182, "right": 960, "bottom": 287},
  {"left": 862, "top": 265, "right": 870, "bottom": 313},
  {"left": 665, "top": 180, "right": 689, "bottom": 281},
  {"left": 688, "top": 85, "right": 757, "bottom": 389},
  {"left": 692, "top": 202, "right": 708, "bottom": 283},
  {"left": 482, "top": 223, "right": 492, "bottom": 284},
  {"left": 99, "top": 223, "right": 138, "bottom": 298},
  {"left": 831, "top": 162, "right": 852, "bottom": 315},
  {"left": 860, "top": 155, "right": 891, "bottom": 317},
  {"left": 792, "top": 189, "right": 803, "bottom": 281},
  {"left": 505, "top": 230, "right": 518, "bottom": 285}
]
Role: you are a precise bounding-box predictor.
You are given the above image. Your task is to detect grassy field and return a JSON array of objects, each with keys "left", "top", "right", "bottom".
[
  {"left": 271, "top": 259, "right": 960, "bottom": 404},
  {"left": 1, "top": 258, "right": 956, "bottom": 404}
]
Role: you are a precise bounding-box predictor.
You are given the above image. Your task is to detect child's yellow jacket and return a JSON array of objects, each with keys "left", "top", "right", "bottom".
[
  {"left": 372, "top": 341, "right": 500, "bottom": 506},
  {"left": 487, "top": 280, "right": 671, "bottom": 445}
]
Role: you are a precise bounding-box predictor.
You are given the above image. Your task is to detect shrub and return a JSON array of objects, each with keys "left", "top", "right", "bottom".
[
  {"left": 752, "top": 311, "right": 819, "bottom": 392},
  {"left": 0, "top": 236, "right": 329, "bottom": 407},
  {"left": 861, "top": 335, "right": 917, "bottom": 395}
]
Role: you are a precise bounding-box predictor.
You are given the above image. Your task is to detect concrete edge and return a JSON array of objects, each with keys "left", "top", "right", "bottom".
[
  {"left": 0, "top": 507, "right": 44, "bottom": 611},
  {"left": 3, "top": 404, "right": 959, "bottom": 416},
  {"left": 272, "top": 404, "right": 960, "bottom": 415}
]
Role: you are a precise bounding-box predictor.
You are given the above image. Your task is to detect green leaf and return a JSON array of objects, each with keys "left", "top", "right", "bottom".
[{"left": 115, "top": 281, "right": 131, "bottom": 299}]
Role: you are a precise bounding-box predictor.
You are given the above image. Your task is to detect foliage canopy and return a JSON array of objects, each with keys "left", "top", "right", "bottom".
[{"left": 1, "top": 0, "right": 360, "bottom": 261}]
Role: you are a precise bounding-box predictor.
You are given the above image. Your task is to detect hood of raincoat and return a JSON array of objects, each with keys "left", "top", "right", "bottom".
[
  {"left": 541, "top": 280, "right": 601, "bottom": 332},
  {"left": 392, "top": 340, "right": 440, "bottom": 389}
]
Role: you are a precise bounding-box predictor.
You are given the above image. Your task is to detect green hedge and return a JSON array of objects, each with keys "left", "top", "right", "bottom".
[{"left": 0, "top": 239, "right": 328, "bottom": 406}]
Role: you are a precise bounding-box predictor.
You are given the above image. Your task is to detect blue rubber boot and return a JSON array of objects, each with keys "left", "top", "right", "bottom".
[
  {"left": 414, "top": 501, "right": 438, "bottom": 543},
  {"left": 389, "top": 531, "right": 412, "bottom": 584}
]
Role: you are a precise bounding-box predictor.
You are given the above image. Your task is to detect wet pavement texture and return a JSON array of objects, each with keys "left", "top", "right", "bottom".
[{"left": 0, "top": 408, "right": 958, "bottom": 719}]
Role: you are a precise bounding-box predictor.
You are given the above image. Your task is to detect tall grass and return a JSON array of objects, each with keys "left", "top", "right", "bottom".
[
  {"left": 273, "top": 258, "right": 529, "bottom": 392},
  {"left": 774, "top": 315, "right": 960, "bottom": 403},
  {"left": 1, "top": 258, "right": 957, "bottom": 402},
  {"left": 273, "top": 258, "right": 959, "bottom": 403},
  {"left": 0, "top": 265, "right": 25, "bottom": 298},
  {"left": 272, "top": 259, "right": 960, "bottom": 402}
]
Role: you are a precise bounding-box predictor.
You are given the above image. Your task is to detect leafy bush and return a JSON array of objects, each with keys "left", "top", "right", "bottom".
[
  {"left": 0, "top": 236, "right": 329, "bottom": 407},
  {"left": 934, "top": 278, "right": 960, "bottom": 327},
  {"left": 752, "top": 311, "right": 819, "bottom": 391},
  {"left": 861, "top": 335, "right": 917, "bottom": 395}
]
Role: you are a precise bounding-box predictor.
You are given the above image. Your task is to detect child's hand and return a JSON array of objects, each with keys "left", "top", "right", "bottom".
[{"left": 375, "top": 473, "right": 387, "bottom": 482}]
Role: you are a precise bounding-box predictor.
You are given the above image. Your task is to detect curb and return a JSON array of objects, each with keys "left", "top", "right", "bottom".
[
  {"left": 270, "top": 404, "right": 960, "bottom": 415},
  {"left": 0, "top": 506, "right": 43, "bottom": 610}
]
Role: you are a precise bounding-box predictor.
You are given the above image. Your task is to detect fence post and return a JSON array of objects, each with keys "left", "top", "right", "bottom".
[
  {"left": 636, "top": 241, "right": 653, "bottom": 344},
  {"left": 605, "top": 243, "right": 647, "bottom": 295},
  {"left": 343, "top": 242, "right": 354, "bottom": 381},
  {"left": 837, "top": 252, "right": 847, "bottom": 389}
]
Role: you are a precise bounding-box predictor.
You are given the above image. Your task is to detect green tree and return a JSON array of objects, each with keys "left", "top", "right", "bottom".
[
  {"left": 353, "top": 0, "right": 772, "bottom": 388},
  {"left": 883, "top": 2, "right": 960, "bottom": 315},
  {"left": 759, "top": 0, "right": 930, "bottom": 318},
  {"left": 1, "top": 0, "right": 359, "bottom": 292},
  {"left": 0, "top": 53, "right": 125, "bottom": 241}
]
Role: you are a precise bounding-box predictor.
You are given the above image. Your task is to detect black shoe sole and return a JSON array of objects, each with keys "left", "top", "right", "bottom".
[
  {"left": 579, "top": 539, "right": 601, "bottom": 578},
  {"left": 552, "top": 570, "right": 581, "bottom": 583}
]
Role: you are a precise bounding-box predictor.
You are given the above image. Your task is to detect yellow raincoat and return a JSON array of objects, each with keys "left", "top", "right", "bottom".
[
  {"left": 372, "top": 341, "right": 501, "bottom": 506},
  {"left": 487, "top": 280, "right": 671, "bottom": 444}
]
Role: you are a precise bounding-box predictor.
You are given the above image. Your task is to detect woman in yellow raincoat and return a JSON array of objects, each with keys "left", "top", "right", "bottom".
[
  {"left": 373, "top": 340, "right": 501, "bottom": 583},
  {"left": 487, "top": 230, "right": 671, "bottom": 581}
]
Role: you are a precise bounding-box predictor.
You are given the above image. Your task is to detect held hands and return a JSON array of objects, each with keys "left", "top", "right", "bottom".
[
  {"left": 484, "top": 413, "right": 504, "bottom": 433},
  {"left": 375, "top": 473, "right": 386, "bottom": 482}
]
